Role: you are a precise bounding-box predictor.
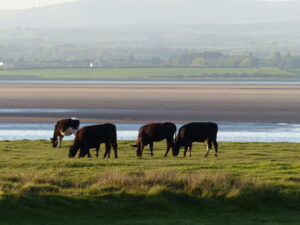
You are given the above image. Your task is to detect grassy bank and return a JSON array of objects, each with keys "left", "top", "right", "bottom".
[
  {"left": 0, "top": 140, "right": 299, "bottom": 224},
  {"left": 0, "top": 67, "right": 295, "bottom": 80}
]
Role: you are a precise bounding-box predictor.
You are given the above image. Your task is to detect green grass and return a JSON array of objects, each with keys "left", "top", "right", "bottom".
[
  {"left": 0, "top": 140, "right": 299, "bottom": 225},
  {"left": 0, "top": 67, "right": 295, "bottom": 80}
]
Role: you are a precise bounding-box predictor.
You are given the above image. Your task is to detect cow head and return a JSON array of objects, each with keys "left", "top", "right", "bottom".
[
  {"left": 50, "top": 137, "right": 58, "bottom": 148},
  {"left": 131, "top": 144, "right": 141, "bottom": 157},
  {"left": 68, "top": 145, "right": 79, "bottom": 158},
  {"left": 172, "top": 141, "right": 181, "bottom": 156}
]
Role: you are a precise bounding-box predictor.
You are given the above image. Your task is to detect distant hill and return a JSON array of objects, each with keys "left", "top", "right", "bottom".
[{"left": 0, "top": 0, "right": 300, "bottom": 28}]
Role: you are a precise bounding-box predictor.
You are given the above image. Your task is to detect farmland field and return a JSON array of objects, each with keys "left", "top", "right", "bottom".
[
  {"left": 0, "top": 67, "right": 296, "bottom": 80},
  {"left": 0, "top": 140, "right": 299, "bottom": 225}
]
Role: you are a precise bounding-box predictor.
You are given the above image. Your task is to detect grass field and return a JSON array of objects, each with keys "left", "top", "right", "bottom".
[
  {"left": 0, "top": 140, "right": 299, "bottom": 225},
  {"left": 0, "top": 67, "right": 296, "bottom": 80}
]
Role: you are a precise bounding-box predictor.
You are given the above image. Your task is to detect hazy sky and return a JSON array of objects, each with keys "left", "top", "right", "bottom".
[
  {"left": 0, "top": 0, "right": 78, "bottom": 10},
  {"left": 0, "top": 0, "right": 299, "bottom": 10}
]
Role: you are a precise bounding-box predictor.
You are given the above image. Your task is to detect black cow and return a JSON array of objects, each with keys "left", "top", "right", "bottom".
[
  {"left": 68, "top": 123, "right": 118, "bottom": 158},
  {"left": 132, "top": 122, "right": 176, "bottom": 157},
  {"left": 173, "top": 122, "right": 218, "bottom": 157},
  {"left": 51, "top": 118, "right": 80, "bottom": 148}
]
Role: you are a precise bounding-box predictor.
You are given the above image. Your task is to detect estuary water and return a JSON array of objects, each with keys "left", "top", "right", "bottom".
[{"left": 0, "top": 122, "right": 300, "bottom": 142}]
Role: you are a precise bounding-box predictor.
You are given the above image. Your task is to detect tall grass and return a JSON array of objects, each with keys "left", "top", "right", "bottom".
[
  {"left": 0, "top": 170, "right": 293, "bottom": 202},
  {"left": 88, "top": 171, "right": 280, "bottom": 199}
]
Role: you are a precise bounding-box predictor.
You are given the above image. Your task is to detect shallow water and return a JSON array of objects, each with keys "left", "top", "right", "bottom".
[{"left": 0, "top": 122, "right": 300, "bottom": 142}]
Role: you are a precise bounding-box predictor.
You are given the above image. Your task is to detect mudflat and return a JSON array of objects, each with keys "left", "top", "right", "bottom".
[{"left": 0, "top": 83, "right": 300, "bottom": 123}]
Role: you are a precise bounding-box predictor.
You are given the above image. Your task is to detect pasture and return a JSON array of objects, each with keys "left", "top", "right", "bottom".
[
  {"left": 0, "top": 67, "right": 295, "bottom": 80},
  {"left": 0, "top": 140, "right": 299, "bottom": 225}
]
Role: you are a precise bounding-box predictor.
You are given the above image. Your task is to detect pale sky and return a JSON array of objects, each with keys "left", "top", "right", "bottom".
[
  {"left": 0, "top": 0, "right": 78, "bottom": 10},
  {"left": 0, "top": 0, "right": 299, "bottom": 10}
]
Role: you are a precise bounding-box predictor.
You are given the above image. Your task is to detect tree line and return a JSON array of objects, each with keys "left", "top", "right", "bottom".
[
  {"left": 1, "top": 47, "right": 300, "bottom": 69},
  {"left": 168, "top": 52, "right": 300, "bottom": 69}
]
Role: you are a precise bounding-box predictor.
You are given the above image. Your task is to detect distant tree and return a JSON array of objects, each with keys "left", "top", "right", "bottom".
[
  {"left": 191, "top": 57, "right": 205, "bottom": 66},
  {"left": 264, "top": 52, "right": 282, "bottom": 67},
  {"left": 240, "top": 56, "right": 259, "bottom": 67},
  {"left": 150, "top": 57, "right": 162, "bottom": 65},
  {"left": 223, "top": 56, "right": 245, "bottom": 67}
]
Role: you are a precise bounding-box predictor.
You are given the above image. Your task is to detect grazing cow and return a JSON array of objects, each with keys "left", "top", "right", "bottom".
[
  {"left": 68, "top": 123, "right": 118, "bottom": 159},
  {"left": 172, "top": 122, "right": 218, "bottom": 157},
  {"left": 132, "top": 122, "right": 176, "bottom": 157},
  {"left": 51, "top": 118, "right": 80, "bottom": 148}
]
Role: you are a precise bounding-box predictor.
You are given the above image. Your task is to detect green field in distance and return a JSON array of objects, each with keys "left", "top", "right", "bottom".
[{"left": 0, "top": 67, "right": 297, "bottom": 81}]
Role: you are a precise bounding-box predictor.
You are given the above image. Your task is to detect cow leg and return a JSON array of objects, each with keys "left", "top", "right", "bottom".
[
  {"left": 96, "top": 144, "right": 100, "bottom": 158},
  {"left": 56, "top": 137, "right": 60, "bottom": 148},
  {"left": 103, "top": 143, "right": 108, "bottom": 158},
  {"left": 112, "top": 141, "right": 118, "bottom": 159},
  {"left": 87, "top": 149, "right": 92, "bottom": 158},
  {"left": 136, "top": 146, "right": 140, "bottom": 157},
  {"left": 205, "top": 141, "right": 213, "bottom": 157},
  {"left": 164, "top": 139, "right": 173, "bottom": 157},
  {"left": 103, "top": 148, "right": 108, "bottom": 158},
  {"left": 78, "top": 147, "right": 84, "bottom": 158},
  {"left": 188, "top": 144, "right": 192, "bottom": 157},
  {"left": 107, "top": 144, "right": 111, "bottom": 158},
  {"left": 79, "top": 147, "right": 88, "bottom": 158},
  {"left": 183, "top": 145, "right": 188, "bottom": 157},
  {"left": 164, "top": 145, "right": 171, "bottom": 157},
  {"left": 104, "top": 142, "right": 111, "bottom": 158},
  {"left": 57, "top": 136, "right": 63, "bottom": 148},
  {"left": 213, "top": 141, "right": 219, "bottom": 157},
  {"left": 139, "top": 144, "right": 145, "bottom": 157},
  {"left": 149, "top": 142, "right": 154, "bottom": 157}
]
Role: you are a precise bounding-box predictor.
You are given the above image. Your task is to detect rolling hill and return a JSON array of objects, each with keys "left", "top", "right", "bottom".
[{"left": 0, "top": 0, "right": 300, "bottom": 28}]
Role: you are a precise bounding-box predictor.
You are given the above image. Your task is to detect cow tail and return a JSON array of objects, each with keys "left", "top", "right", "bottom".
[
  {"left": 111, "top": 124, "right": 117, "bottom": 142},
  {"left": 214, "top": 123, "right": 219, "bottom": 140}
]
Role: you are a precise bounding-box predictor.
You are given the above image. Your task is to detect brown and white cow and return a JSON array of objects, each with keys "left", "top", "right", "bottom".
[
  {"left": 51, "top": 118, "right": 80, "bottom": 148},
  {"left": 68, "top": 123, "right": 118, "bottom": 159},
  {"left": 172, "top": 122, "right": 218, "bottom": 157},
  {"left": 132, "top": 122, "right": 177, "bottom": 157}
]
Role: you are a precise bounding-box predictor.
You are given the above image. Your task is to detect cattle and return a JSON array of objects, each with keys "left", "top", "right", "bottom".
[
  {"left": 172, "top": 122, "right": 218, "bottom": 157},
  {"left": 51, "top": 118, "right": 80, "bottom": 148},
  {"left": 132, "top": 122, "right": 177, "bottom": 157},
  {"left": 68, "top": 123, "right": 118, "bottom": 159}
]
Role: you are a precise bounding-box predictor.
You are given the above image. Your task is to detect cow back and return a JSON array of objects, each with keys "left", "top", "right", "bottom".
[
  {"left": 56, "top": 118, "right": 80, "bottom": 132},
  {"left": 138, "top": 122, "right": 176, "bottom": 142},
  {"left": 177, "top": 122, "right": 218, "bottom": 142},
  {"left": 76, "top": 123, "right": 117, "bottom": 147}
]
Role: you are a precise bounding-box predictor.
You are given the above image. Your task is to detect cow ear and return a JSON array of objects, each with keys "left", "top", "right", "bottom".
[{"left": 50, "top": 138, "right": 54, "bottom": 141}]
